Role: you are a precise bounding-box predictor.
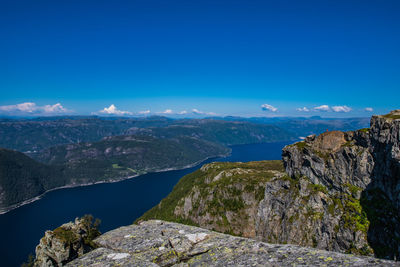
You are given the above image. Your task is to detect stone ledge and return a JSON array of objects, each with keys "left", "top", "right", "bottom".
[{"left": 67, "top": 220, "right": 400, "bottom": 267}]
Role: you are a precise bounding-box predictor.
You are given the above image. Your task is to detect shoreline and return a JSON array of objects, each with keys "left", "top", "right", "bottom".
[{"left": 0, "top": 152, "right": 230, "bottom": 215}]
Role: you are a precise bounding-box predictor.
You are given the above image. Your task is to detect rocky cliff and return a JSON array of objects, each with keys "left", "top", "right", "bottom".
[
  {"left": 282, "top": 110, "right": 400, "bottom": 259},
  {"left": 34, "top": 215, "right": 101, "bottom": 267},
  {"left": 139, "top": 110, "right": 400, "bottom": 260},
  {"left": 65, "top": 220, "right": 398, "bottom": 266}
]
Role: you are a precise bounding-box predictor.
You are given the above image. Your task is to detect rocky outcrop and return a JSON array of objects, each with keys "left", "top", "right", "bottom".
[
  {"left": 255, "top": 173, "right": 372, "bottom": 255},
  {"left": 138, "top": 160, "right": 289, "bottom": 238},
  {"left": 282, "top": 109, "right": 400, "bottom": 259},
  {"left": 67, "top": 220, "right": 399, "bottom": 266},
  {"left": 34, "top": 215, "right": 101, "bottom": 267},
  {"left": 139, "top": 160, "right": 375, "bottom": 257},
  {"left": 282, "top": 130, "right": 373, "bottom": 190}
]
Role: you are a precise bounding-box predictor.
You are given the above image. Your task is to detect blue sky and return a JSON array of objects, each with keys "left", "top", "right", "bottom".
[{"left": 1, "top": 0, "right": 399, "bottom": 117}]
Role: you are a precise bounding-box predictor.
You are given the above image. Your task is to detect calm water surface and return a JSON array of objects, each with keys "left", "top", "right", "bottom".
[{"left": 0, "top": 142, "right": 291, "bottom": 267}]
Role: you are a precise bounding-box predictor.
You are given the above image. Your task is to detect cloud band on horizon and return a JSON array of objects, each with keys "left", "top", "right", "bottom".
[{"left": 0, "top": 102, "right": 71, "bottom": 116}]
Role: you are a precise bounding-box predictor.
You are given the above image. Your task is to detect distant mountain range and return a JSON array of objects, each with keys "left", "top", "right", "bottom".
[
  {"left": 0, "top": 115, "right": 369, "bottom": 152},
  {"left": 209, "top": 115, "right": 371, "bottom": 138}
]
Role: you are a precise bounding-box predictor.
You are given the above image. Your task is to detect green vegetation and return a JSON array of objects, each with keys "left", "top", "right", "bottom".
[
  {"left": 308, "top": 183, "right": 328, "bottom": 194},
  {"left": 287, "top": 141, "right": 308, "bottom": 151},
  {"left": 346, "top": 243, "right": 373, "bottom": 256},
  {"left": 342, "top": 195, "right": 369, "bottom": 234},
  {"left": 327, "top": 191, "right": 370, "bottom": 237},
  {"left": 341, "top": 141, "right": 354, "bottom": 147},
  {"left": 382, "top": 113, "right": 400, "bottom": 120},
  {"left": 136, "top": 160, "right": 284, "bottom": 227},
  {"left": 314, "top": 150, "right": 331, "bottom": 162},
  {"left": 344, "top": 183, "right": 362, "bottom": 197},
  {"left": 53, "top": 226, "right": 80, "bottom": 244},
  {"left": 80, "top": 214, "right": 102, "bottom": 248},
  {"left": 305, "top": 205, "right": 324, "bottom": 221},
  {"left": 112, "top": 163, "right": 123, "bottom": 169},
  {"left": 127, "top": 168, "right": 136, "bottom": 173},
  {"left": 358, "top": 128, "right": 370, "bottom": 133},
  {"left": 54, "top": 214, "right": 101, "bottom": 247},
  {"left": 295, "top": 141, "right": 307, "bottom": 150}
]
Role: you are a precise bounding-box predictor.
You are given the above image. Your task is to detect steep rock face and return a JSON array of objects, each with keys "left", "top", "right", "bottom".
[
  {"left": 34, "top": 216, "right": 100, "bottom": 267},
  {"left": 369, "top": 111, "right": 400, "bottom": 203},
  {"left": 282, "top": 110, "right": 400, "bottom": 259},
  {"left": 255, "top": 174, "right": 371, "bottom": 254},
  {"left": 282, "top": 130, "right": 373, "bottom": 190},
  {"left": 67, "top": 220, "right": 399, "bottom": 266},
  {"left": 138, "top": 161, "right": 287, "bottom": 238},
  {"left": 365, "top": 111, "right": 400, "bottom": 259}
]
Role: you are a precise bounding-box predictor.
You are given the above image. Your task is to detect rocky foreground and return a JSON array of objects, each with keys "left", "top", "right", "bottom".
[{"left": 66, "top": 220, "right": 398, "bottom": 267}]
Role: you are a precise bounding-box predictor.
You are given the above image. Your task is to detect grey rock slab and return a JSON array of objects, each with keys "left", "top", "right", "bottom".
[
  {"left": 66, "top": 247, "right": 159, "bottom": 267},
  {"left": 67, "top": 220, "right": 400, "bottom": 266}
]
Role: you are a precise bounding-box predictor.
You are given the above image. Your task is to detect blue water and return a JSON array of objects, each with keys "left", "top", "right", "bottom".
[{"left": 0, "top": 142, "right": 291, "bottom": 267}]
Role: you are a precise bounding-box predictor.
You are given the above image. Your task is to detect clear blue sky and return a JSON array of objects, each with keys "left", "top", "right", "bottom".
[{"left": 1, "top": 0, "right": 399, "bottom": 117}]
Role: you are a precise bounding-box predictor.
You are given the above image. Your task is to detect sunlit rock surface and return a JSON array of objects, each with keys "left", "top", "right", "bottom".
[{"left": 67, "top": 220, "right": 399, "bottom": 266}]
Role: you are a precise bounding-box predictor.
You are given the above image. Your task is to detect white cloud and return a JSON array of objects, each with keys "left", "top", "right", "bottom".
[
  {"left": 178, "top": 110, "right": 188, "bottom": 115},
  {"left": 192, "top": 108, "right": 202, "bottom": 114},
  {"left": 192, "top": 109, "right": 217, "bottom": 116},
  {"left": 138, "top": 110, "right": 151, "bottom": 114},
  {"left": 332, "top": 105, "right": 352, "bottom": 113},
  {"left": 365, "top": 107, "right": 373, "bottom": 112},
  {"left": 43, "top": 103, "right": 67, "bottom": 113},
  {"left": 0, "top": 102, "right": 34, "bottom": 113},
  {"left": 160, "top": 109, "right": 173, "bottom": 114},
  {"left": 313, "top": 105, "right": 330, "bottom": 112},
  {"left": 99, "top": 104, "right": 132, "bottom": 115},
  {"left": 261, "top": 104, "right": 278, "bottom": 112},
  {"left": 0, "top": 102, "right": 70, "bottom": 115},
  {"left": 296, "top": 107, "right": 310, "bottom": 112}
]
